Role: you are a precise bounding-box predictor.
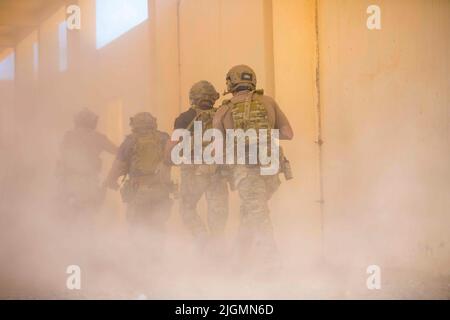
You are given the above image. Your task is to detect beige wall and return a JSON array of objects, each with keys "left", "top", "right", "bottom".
[
  {"left": 319, "top": 0, "right": 450, "bottom": 270},
  {"left": 178, "top": 0, "right": 275, "bottom": 101},
  {"left": 271, "top": 0, "right": 322, "bottom": 258}
]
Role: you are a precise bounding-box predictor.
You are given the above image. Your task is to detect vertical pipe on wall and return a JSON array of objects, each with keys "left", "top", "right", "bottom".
[
  {"left": 148, "top": 0, "right": 157, "bottom": 112},
  {"left": 263, "top": 0, "right": 275, "bottom": 96},
  {"left": 176, "top": 0, "right": 183, "bottom": 113},
  {"left": 314, "top": 0, "right": 325, "bottom": 252}
]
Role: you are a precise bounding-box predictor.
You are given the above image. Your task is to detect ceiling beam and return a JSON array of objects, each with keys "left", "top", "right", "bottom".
[
  {"left": 0, "top": 37, "right": 15, "bottom": 47},
  {"left": 0, "top": 0, "right": 67, "bottom": 49}
]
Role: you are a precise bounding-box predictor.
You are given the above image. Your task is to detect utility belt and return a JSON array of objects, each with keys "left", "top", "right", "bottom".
[
  {"left": 226, "top": 150, "right": 293, "bottom": 191},
  {"left": 128, "top": 173, "right": 161, "bottom": 185},
  {"left": 235, "top": 145, "right": 293, "bottom": 182},
  {"left": 181, "top": 164, "right": 219, "bottom": 176},
  {"left": 120, "top": 173, "right": 160, "bottom": 203}
]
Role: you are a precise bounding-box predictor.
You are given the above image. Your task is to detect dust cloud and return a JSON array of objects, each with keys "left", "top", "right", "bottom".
[{"left": 0, "top": 126, "right": 448, "bottom": 300}]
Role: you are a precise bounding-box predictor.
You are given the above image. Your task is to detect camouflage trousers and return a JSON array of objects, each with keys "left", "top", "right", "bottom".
[
  {"left": 126, "top": 179, "right": 171, "bottom": 235},
  {"left": 180, "top": 165, "right": 229, "bottom": 243},
  {"left": 232, "top": 165, "right": 281, "bottom": 263},
  {"left": 123, "top": 179, "right": 171, "bottom": 261}
]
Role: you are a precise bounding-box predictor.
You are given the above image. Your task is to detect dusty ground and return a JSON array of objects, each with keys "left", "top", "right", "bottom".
[{"left": 1, "top": 233, "right": 448, "bottom": 300}]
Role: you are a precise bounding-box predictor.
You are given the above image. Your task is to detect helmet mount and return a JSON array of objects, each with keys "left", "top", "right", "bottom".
[{"left": 225, "top": 65, "right": 257, "bottom": 94}]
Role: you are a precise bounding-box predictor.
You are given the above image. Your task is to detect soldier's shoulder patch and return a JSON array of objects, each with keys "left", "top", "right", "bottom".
[{"left": 241, "top": 73, "right": 253, "bottom": 81}]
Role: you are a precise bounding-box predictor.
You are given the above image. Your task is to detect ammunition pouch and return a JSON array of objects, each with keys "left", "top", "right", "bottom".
[{"left": 279, "top": 147, "right": 293, "bottom": 181}]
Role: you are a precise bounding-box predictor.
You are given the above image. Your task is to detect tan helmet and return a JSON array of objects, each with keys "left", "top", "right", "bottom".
[
  {"left": 226, "top": 65, "right": 257, "bottom": 94},
  {"left": 189, "top": 80, "right": 220, "bottom": 107},
  {"left": 130, "top": 112, "right": 157, "bottom": 132},
  {"left": 74, "top": 108, "right": 98, "bottom": 129}
]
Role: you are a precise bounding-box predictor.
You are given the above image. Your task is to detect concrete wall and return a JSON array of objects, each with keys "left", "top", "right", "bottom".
[
  {"left": 319, "top": 0, "right": 450, "bottom": 271},
  {"left": 271, "top": 0, "right": 322, "bottom": 259}
]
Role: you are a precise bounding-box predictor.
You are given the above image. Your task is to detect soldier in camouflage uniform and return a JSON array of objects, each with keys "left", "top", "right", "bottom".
[
  {"left": 213, "top": 65, "right": 294, "bottom": 267},
  {"left": 104, "top": 112, "right": 172, "bottom": 237},
  {"left": 168, "top": 81, "right": 229, "bottom": 249},
  {"left": 57, "top": 108, "right": 117, "bottom": 223}
]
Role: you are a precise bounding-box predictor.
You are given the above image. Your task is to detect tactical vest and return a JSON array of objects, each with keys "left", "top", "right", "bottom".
[
  {"left": 230, "top": 90, "right": 271, "bottom": 132},
  {"left": 129, "top": 130, "right": 165, "bottom": 178},
  {"left": 186, "top": 106, "right": 216, "bottom": 133},
  {"left": 228, "top": 90, "right": 274, "bottom": 164},
  {"left": 186, "top": 106, "right": 217, "bottom": 151}
]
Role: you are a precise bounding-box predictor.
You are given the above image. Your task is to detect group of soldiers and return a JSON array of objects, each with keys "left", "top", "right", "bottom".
[{"left": 57, "top": 65, "right": 294, "bottom": 269}]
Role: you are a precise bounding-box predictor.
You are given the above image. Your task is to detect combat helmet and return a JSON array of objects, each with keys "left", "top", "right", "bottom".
[
  {"left": 130, "top": 112, "right": 157, "bottom": 133},
  {"left": 189, "top": 81, "right": 220, "bottom": 108},
  {"left": 74, "top": 108, "right": 98, "bottom": 129},
  {"left": 225, "top": 65, "right": 257, "bottom": 94}
]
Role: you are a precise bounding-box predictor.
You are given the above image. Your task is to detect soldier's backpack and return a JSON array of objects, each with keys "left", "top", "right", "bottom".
[
  {"left": 129, "top": 130, "right": 165, "bottom": 177},
  {"left": 184, "top": 106, "right": 219, "bottom": 175}
]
